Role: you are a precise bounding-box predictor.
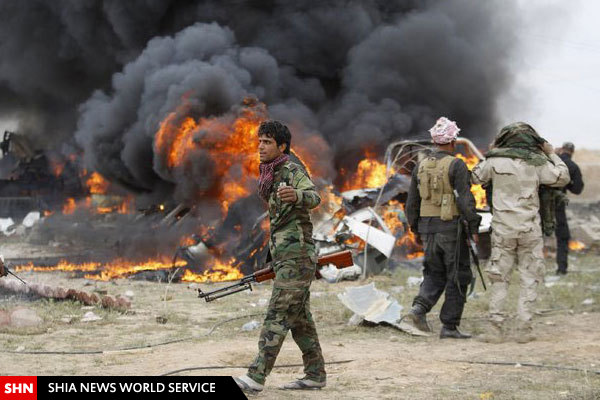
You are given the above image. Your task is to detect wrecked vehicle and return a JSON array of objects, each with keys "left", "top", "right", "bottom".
[{"left": 0, "top": 131, "right": 83, "bottom": 221}]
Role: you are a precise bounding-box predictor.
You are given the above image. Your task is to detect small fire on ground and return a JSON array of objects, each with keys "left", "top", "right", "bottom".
[
  {"left": 15, "top": 258, "right": 244, "bottom": 283},
  {"left": 569, "top": 240, "right": 586, "bottom": 251}
]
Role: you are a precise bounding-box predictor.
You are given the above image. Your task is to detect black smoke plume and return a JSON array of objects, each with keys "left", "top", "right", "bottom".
[{"left": 1, "top": 0, "right": 521, "bottom": 197}]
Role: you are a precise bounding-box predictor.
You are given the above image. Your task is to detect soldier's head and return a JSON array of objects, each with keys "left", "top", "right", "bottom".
[
  {"left": 429, "top": 116, "right": 460, "bottom": 151},
  {"left": 493, "top": 122, "right": 544, "bottom": 149},
  {"left": 257, "top": 120, "right": 291, "bottom": 163},
  {"left": 562, "top": 142, "right": 575, "bottom": 156}
]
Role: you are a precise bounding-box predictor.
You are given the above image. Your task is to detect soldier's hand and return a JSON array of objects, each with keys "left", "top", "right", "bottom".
[
  {"left": 277, "top": 185, "right": 298, "bottom": 203},
  {"left": 542, "top": 142, "right": 554, "bottom": 155},
  {"left": 472, "top": 233, "right": 479, "bottom": 244}
]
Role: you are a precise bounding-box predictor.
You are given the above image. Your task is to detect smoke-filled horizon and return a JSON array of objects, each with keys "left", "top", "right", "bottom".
[{"left": 1, "top": 0, "right": 522, "bottom": 202}]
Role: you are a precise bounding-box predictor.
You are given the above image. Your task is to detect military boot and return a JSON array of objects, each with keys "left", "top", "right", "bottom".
[
  {"left": 514, "top": 322, "right": 536, "bottom": 344},
  {"left": 477, "top": 321, "right": 504, "bottom": 343},
  {"left": 404, "top": 304, "right": 431, "bottom": 333},
  {"left": 440, "top": 325, "right": 472, "bottom": 339}
]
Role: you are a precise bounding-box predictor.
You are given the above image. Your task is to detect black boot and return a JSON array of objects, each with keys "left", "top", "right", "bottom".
[
  {"left": 556, "top": 268, "right": 567, "bottom": 275},
  {"left": 440, "top": 325, "right": 472, "bottom": 339},
  {"left": 405, "top": 304, "right": 431, "bottom": 333}
]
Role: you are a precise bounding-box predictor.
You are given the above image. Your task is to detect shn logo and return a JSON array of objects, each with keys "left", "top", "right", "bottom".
[{"left": 4, "top": 383, "right": 34, "bottom": 394}]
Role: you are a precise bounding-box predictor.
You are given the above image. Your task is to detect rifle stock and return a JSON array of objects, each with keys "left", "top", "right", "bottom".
[{"left": 198, "top": 250, "right": 353, "bottom": 302}]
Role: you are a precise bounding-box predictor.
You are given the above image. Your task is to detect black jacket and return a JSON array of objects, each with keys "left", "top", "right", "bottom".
[
  {"left": 406, "top": 151, "right": 481, "bottom": 234},
  {"left": 559, "top": 153, "right": 584, "bottom": 195}
]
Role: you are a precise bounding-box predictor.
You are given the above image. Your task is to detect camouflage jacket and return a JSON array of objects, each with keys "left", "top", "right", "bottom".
[
  {"left": 471, "top": 153, "right": 569, "bottom": 237},
  {"left": 267, "top": 161, "right": 321, "bottom": 262}
]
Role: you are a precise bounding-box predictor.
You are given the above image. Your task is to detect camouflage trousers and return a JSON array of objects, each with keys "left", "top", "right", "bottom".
[
  {"left": 486, "top": 230, "right": 545, "bottom": 325},
  {"left": 247, "top": 257, "right": 326, "bottom": 385}
]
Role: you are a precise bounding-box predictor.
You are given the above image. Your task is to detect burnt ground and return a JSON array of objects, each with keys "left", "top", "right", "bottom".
[{"left": 1, "top": 244, "right": 599, "bottom": 399}]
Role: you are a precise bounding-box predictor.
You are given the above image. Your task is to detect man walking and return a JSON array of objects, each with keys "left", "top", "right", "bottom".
[
  {"left": 234, "top": 120, "right": 326, "bottom": 392},
  {"left": 472, "top": 123, "right": 570, "bottom": 343},
  {"left": 555, "top": 142, "right": 584, "bottom": 275},
  {"left": 404, "top": 117, "right": 481, "bottom": 339}
]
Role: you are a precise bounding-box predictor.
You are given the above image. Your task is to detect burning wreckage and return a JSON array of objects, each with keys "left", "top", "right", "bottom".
[{"left": 0, "top": 102, "right": 494, "bottom": 308}]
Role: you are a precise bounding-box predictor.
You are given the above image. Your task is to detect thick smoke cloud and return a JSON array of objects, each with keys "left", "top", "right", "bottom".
[{"left": 1, "top": 0, "right": 521, "bottom": 197}]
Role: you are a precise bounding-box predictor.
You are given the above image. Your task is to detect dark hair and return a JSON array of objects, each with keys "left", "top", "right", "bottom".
[
  {"left": 562, "top": 142, "right": 575, "bottom": 153},
  {"left": 258, "top": 120, "right": 291, "bottom": 154}
]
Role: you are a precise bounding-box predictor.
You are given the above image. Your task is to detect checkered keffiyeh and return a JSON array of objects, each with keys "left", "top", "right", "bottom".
[
  {"left": 258, "top": 154, "right": 289, "bottom": 201},
  {"left": 429, "top": 117, "right": 460, "bottom": 144}
]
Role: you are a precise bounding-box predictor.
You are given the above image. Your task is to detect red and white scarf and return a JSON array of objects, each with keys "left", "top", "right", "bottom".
[{"left": 258, "top": 154, "right": 289, "bottom": 201}]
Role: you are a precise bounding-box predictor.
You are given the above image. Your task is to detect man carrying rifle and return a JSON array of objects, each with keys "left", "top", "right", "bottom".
[
  {"left": 472, "top": 123, "right": 569, "bottom": 343},
  {"left": 404, "top": 117, "right": 481, "bottom": 339},
  {"left": 234, "top": 120, "right": 326, "bottom": 392}
]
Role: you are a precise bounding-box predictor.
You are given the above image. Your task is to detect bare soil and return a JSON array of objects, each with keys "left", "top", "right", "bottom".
[{"left": 2, "top": 251, "right": 599, "bottom": 400}]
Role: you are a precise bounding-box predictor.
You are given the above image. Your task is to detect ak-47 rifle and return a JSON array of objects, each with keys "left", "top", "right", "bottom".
[
  {"left": 198, "top": 250, "right": 354, "bottom": 302},
  {"left": 0, "top": 257, "right": 27, "bottom": 285}
]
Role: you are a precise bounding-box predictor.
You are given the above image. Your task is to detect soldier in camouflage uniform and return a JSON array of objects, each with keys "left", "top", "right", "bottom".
[
  {"left": 472, "top": 122, "right": 570, "bottom": 343},
  {"left": 235, "top": 120, "right": 326, "bottom": 392}
]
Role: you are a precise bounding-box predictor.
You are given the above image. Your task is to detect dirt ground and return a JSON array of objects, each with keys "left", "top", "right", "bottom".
[{"left": 1, "top": 247, "right": 599, "bottom": 400}]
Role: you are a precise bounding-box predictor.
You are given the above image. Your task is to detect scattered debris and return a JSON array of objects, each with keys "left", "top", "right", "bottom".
[
  {"left": 406, "top": 276, "right": 424, "bottom": 287},
  {"left": 347, "top": 313, "right": 364, "bottom": 326},
  {"left": 241, "top": 320, "right": 261, "bottom": 331},
  {"left": 342, "top": 216, "right": 396, "bottom": 258},
  {"left": 81, "top": 311, "right": 102, "bottom": 322},
  {"left": 22, "top": 211, "right": 41, "bottom": 228},
  {"left": 581, "top": 298, "right": 594, "bottom": 306},
  {"left": 337, "top": 283, "right": 428, "bottom": 336},
  {"left": 0, "top": 278, "right": 131, "bottom": 310},
  {"left": 319, "top": 263, "right": 362, "bottom": 283},
  {"left": 0, "top": 218, "right": 15, "bottom": 236}
]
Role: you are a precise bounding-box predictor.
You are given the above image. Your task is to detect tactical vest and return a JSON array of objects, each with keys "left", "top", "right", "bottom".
[{"left": 417, "top": 155, "right": 459, "bottom": 221}]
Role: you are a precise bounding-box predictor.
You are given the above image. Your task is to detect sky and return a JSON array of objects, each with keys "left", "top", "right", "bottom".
[{"left": 498, "top": 0, "right": 600, "bottom": 149}]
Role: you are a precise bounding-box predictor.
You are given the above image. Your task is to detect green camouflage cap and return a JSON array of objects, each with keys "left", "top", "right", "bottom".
[{"left": 494, "top": 122, "right": 544, "bottom": 148}]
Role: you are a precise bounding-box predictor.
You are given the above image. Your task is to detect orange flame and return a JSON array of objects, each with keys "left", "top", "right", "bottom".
[
  {"left": 62, "top": 198, "right": 76, "bottom": 214},
  {"left": 154, "top": 100, "right": 266, "bottom": 214},
  {"left": 50, "top": 160, "right": 65, "bottom": 177},
  {"left": 456, "top": 153, "right": 487, "bottom": 209},
  {"left": 15, "top": 258, "right": 188, "bottom": 281},
  {"left": 569, "top": 240, "right": 585, "bottom": 251},
  {"left": 382, "top": 200, "right": 424, "bottom": 259},
  {"left": 86, "top": 172, "right": 110, "bottom": 195},
  {"left": 341, "top": 151, "right": 391, "bottom": 191},
  {"left": 181, "top": 258, "right": 244, "bottom": 283}
]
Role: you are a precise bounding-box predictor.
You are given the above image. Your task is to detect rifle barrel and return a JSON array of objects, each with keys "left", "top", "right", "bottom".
[
  {"left": 6, "top": 268, "right": 26, "bottom": 285},
  {"left": 198, "top": 278, "right": 253, "bottom": 300},
  {"left": 202, "top": 283, "right": 253, "bottom": 302}
]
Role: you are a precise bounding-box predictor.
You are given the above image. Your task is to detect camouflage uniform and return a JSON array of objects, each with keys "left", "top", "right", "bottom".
[
  {"left": 472, "top": 139, "right": 570, "bottom": 327},
  {"left": 247, "top": 160, "right": 325, "bottom": 385}
]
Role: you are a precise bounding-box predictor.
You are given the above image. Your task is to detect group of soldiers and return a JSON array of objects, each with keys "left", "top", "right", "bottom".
[
  {"left": 405, "top": 117, "right": 584, "bottom": 343},
  {"left": 232, "top": 118, "right": 584, "bottom": 392}
]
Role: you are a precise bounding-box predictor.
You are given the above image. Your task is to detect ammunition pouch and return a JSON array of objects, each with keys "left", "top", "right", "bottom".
[{"left": 417, "top": 155, "right": 459, "bottom": 221}]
